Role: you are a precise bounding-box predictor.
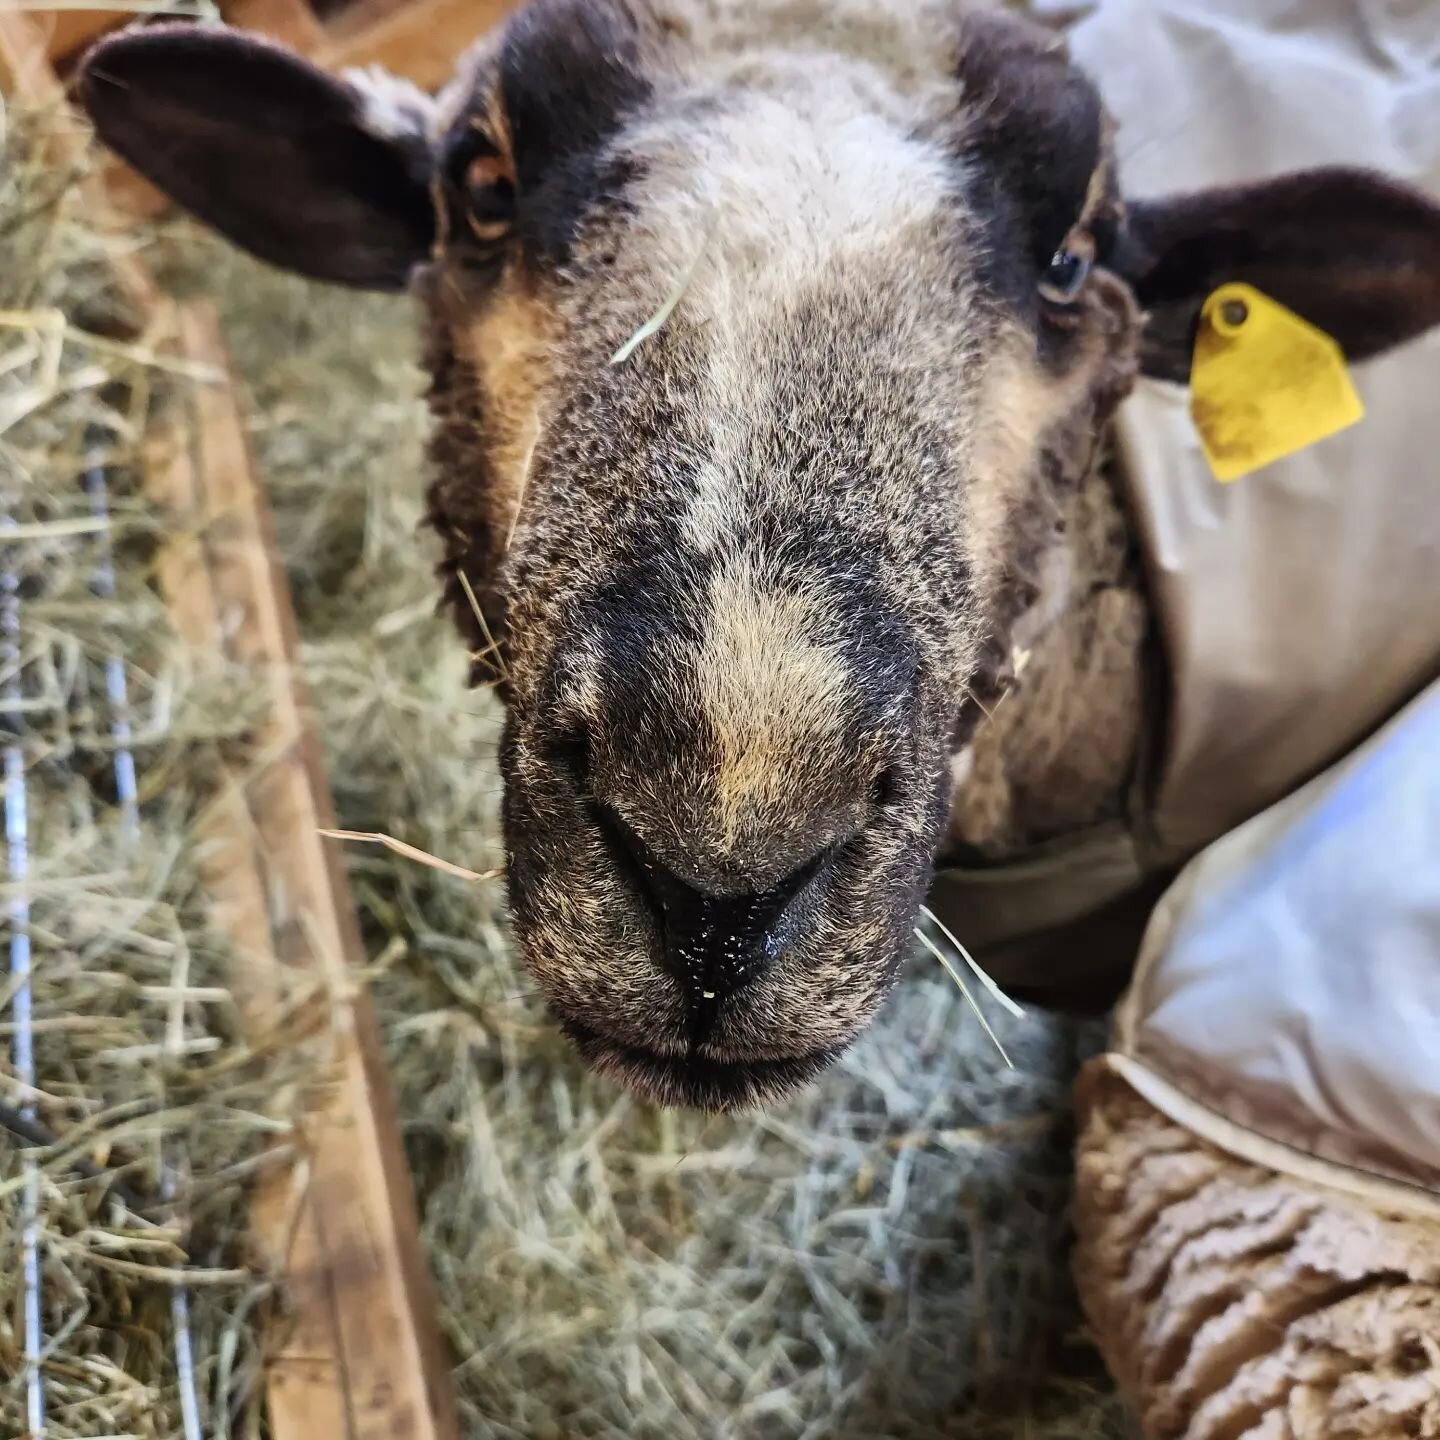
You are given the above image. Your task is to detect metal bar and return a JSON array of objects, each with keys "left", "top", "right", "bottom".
[
  {"left": 83, "top": 464, "right": 139, "bottom": 843},
  {"left": 2, "top": 518, "right": 45, "bottom": 1438},
  {"left": 84, "top": 460, "right": 202, "bottom": 1440},
  {"left": 166, "top": 1173, "right": 205, "bottom": 1440}
]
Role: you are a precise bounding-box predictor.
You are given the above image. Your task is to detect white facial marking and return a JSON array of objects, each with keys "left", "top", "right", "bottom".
[{"left": 610, "top": 56, "right": 963, "bottom": 552}]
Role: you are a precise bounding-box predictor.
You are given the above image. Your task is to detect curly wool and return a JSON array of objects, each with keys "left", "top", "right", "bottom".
[{"left": 1073, "top": 1063, "right": 1440, "bottom": 1440}]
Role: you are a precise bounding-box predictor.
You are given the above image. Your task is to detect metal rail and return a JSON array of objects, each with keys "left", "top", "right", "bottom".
[
  {"left": 2, "top": 517, "right": 44, "bottom": 1438},
  {"left": 84, "top": 458, "right": 203, "bottom": 1440}
]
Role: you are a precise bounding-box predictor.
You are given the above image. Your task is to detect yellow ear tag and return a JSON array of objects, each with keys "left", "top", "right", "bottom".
[{"left": 1189, "top": 282, "right": 1364, "bottom": 482}]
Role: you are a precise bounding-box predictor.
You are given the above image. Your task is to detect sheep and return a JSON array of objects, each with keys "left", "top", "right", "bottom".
[
  {"left": 79, "top": 3, "right": 1440, "bottom": 1433},
  {"left": 77, "top": 1, "right": 1440, "bottom": 1109}
]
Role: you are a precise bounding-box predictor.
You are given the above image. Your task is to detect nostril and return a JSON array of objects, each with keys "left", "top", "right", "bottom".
[
  {"left": 772, "top": 846, "right": 829, "bottom": 908},
  {"left": 589, "top": 802, "right": 670, "bottom": 920},
  {"left": 870, "top": 764, "right": 904, "bottom": 811},
  {"left": 547, "top": 723, "right": 592, "bottom": 792}
]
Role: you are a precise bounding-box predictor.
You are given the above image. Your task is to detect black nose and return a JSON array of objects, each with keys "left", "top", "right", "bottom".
[{"left": 598, "top": 809, "right": 826, "bottom": 1045}]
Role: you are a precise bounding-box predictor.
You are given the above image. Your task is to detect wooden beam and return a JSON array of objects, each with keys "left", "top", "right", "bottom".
[
  {"left": 145, "top": 420, "right": 355, "bottom": 1437},
  {"left": 319, "top": 0, "right": 409, "bottom": 43},
  {"left": 173, "top": 302, "right": 461, "bottom": 1440},
  {"left": 224, "top": 0, "right": 328, "bottom": 53},
  {"left": 321, "top": 0, "right": 521, "bottom": 91}
]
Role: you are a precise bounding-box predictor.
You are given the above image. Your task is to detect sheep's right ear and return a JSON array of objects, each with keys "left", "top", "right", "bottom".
[
  {"left": 80, "top": 25, "right": 436, "bottom": 290},
  {"left": 1115, "top": 168, "right": 1440, "bottom": 384}
]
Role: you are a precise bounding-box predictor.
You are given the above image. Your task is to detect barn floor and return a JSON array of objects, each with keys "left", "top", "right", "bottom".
[
  {"left": 3, "top": 93, "right": 1131, "bottom": 1440},
  {"left": 164, "top": 226, "right": 1134, "bottom": 1439}
]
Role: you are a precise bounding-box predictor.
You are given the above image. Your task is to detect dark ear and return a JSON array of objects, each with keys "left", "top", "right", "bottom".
[
  {"left": 1117, "top": 168, "right": 1440, "bottom": 383},
  {"left": 79, "top": 25, "right": 436, "bottom": 290}
]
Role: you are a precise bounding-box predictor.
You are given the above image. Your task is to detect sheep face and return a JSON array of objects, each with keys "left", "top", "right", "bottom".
[
  {"left": 412, "top": 3, "right": 1139, "bottom": 1106},
  {"left": 80, "top": 1, "right": 1440, "bottom": 1108}
]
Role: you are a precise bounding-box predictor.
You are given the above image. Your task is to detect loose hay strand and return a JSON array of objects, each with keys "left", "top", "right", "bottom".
[
  {"left": 609, "top": 222, "right": 712, "bottom": 365},
  {"left": 319, "top": 827, "right": 501, "bottom": 884},
  {"left": 456, "top": 565, "right": 508, "bottom": 680},
  {"left": 914, "top": 927, "right": 1014, "bottom": 1069},
  {"left": 504, "top": 420, "right": 542, "bottom": 552},
  {"left": 920, "top": 903, "right": 1026, "bottom": 1019}
]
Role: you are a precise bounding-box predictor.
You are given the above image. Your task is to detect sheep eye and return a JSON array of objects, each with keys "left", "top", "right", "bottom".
[
  {"left": 1038, "top": 245, "right": 1092, "bottom": 307},
  {"left": 462, "top": 152, "right": 516, "bottom": 243}
]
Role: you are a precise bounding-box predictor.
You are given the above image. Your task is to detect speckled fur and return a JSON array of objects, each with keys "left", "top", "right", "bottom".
[{"left": 398, "top": 0, "right": 1149, "bottom": 1106}]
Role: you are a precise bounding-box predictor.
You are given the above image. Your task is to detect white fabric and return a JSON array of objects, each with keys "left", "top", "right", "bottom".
[
  {"left": 1113, "top": 678, "right": 1440, "bottom": 1192},
  {"left": 1066, "top": 0, "right": 1440, "bottom": 1192},
  {"left": 1072, "top": 0, "right": 1440, "bottom": 856}
]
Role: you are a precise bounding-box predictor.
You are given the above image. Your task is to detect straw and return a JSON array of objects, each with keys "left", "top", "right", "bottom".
[
  {"left": 0, "top": 100, "right": 294, "bottom": 1440},
  {"left": 609, "top": 221, "right": 712, "bottom": 366},
  {"left": 319, "top": 827, "right": 501, "bottom": 884},
  {"left": 914, "top": 927, "right": 1014, "bottom": 1069},
  {"left": 920, "top": 904, "right": 1026, "bottom": 1019}
]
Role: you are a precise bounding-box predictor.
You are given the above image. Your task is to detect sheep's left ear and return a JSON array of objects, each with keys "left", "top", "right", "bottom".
[
  {"left": 1116, "top": 168, "right": 1440, "bottom": 383},
  {"left": 79, "top": 24, "right": 436, "bottom": 290}
]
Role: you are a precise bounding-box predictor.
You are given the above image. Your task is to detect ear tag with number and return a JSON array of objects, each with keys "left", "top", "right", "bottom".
[{"left": 1189, "top": 282, "right": 1364, "bottom": 482}]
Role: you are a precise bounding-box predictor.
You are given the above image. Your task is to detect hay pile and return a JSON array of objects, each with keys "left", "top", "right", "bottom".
[
  {"left": 0, "top": 101, "right": 305, "bottom": 1437},
  {"left": 158, "top": 222, "right": 1133, "bottom": 1440}
]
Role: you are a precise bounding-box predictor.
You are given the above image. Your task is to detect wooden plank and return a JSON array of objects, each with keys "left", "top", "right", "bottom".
[
  {"left": 145, "top": 425, "right": 353, "bottom": 1439},
  {"left": 251, "top": 1184, "right": 354, "bottom": 1439},
  {"left": 225, "top": 0, "right": 328, "bottom": 53},
  {"left": 321, "top": 0, "right": 521, "bottom": 91},
  {"left": 176, "top": 301, "right": 460, "bottom": 1440},
  {"left": 146, "top": 428, "right": 279, "bottom": 1017},
  {"left": 319, "top": 0, "right": 409, "bottom": 44}
]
